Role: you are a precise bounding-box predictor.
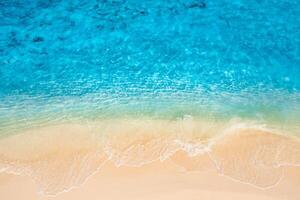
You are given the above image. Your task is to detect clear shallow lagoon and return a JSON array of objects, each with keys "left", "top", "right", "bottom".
[{"left": 1, "top": 0, "right": 300, "bottom": 134}]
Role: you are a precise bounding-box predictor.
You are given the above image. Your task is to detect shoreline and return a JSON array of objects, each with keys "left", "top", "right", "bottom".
[{"left": 0, "top": 120, "right": 300, "bottom": 198}]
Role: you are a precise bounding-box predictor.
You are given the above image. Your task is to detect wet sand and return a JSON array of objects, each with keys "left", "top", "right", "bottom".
[
  {"left": 0, "top": 120, "right": 300, "bottom": 199},
  {"left": 1, "top": 160, "right": 300, "bottom": 200}
]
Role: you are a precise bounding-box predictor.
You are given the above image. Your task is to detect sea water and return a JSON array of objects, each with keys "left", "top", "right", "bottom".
[{"left": 1, "top": 0, "right": 300, "bottom": 127}]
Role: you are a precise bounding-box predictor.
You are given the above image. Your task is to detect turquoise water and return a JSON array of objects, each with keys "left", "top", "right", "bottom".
[{"left": 1, "top": 0, "right": 300, "bottom": 133}]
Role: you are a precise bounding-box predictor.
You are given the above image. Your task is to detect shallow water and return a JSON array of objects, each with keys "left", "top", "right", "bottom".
[{"left": 1, "top": 0, "right": 300, "bottom": 130}]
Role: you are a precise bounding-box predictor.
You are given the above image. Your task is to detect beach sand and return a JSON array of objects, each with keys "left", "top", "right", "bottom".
[
  {"left": 1, "top": 160, "right": 300, "bottom": 200},
  {"left": 0, "top": 120, "right": 300, "bottom": 199}
]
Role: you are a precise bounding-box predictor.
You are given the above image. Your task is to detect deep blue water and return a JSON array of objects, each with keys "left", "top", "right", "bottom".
[{"left": 0, "top": 0, "right": 300, "bottom": 130}]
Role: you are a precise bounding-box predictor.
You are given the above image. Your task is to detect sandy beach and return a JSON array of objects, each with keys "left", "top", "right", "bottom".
[
  {"left": 1, "top": 158, "right": 300, "bottom": 200},
  {"left": 0, "top": 120, "right": 300, "bottom": 200}
]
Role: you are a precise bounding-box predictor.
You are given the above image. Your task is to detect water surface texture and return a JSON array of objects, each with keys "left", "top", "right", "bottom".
[{"left": 1, "top": 0, "right": 300, "bottom": 120}]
